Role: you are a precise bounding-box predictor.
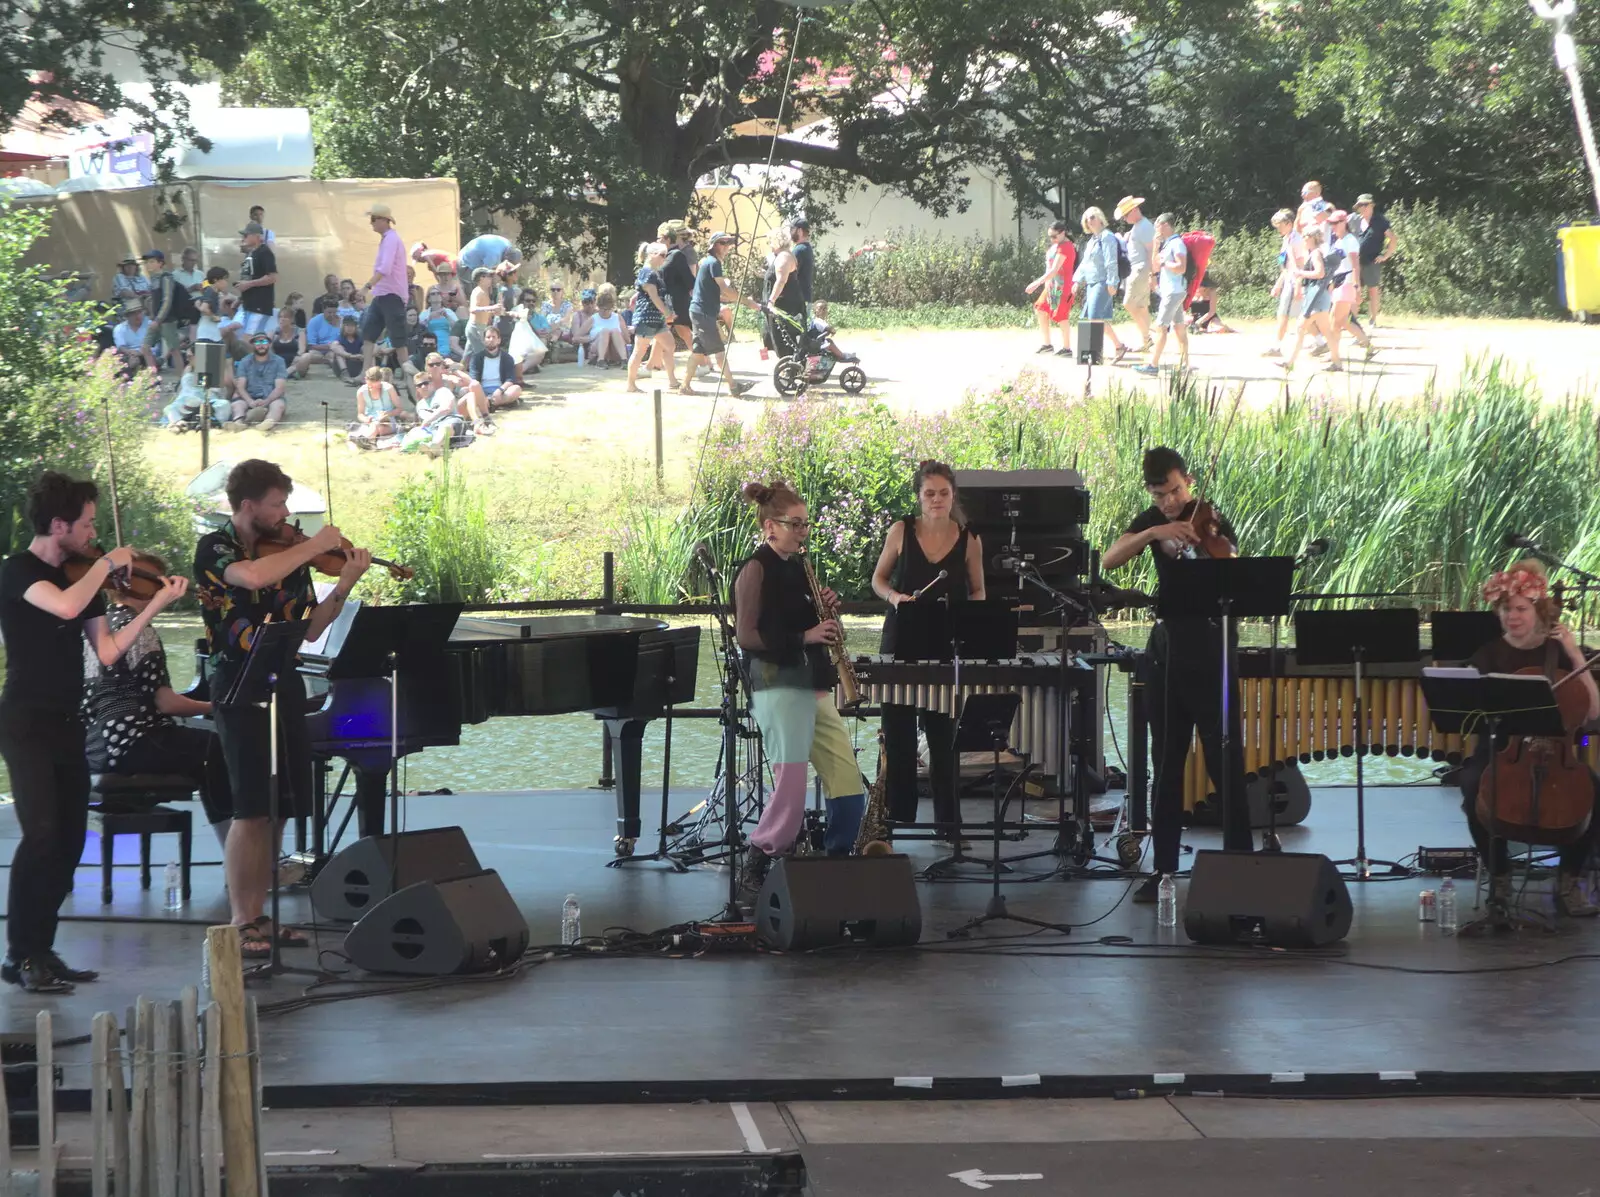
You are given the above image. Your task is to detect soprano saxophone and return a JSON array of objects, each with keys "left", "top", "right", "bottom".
[{"left": 802, "top": 555, "right": 861, "bottom": 708}]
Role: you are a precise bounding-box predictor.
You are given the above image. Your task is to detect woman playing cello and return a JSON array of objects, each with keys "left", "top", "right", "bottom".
[{"left": 1462, "top": 560, "right": 1600, "bottom": 920}]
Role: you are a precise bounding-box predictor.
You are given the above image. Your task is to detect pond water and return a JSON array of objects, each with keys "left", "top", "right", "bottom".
[{"left": 0, "top": 615, "right": 1444, "bottom": 798}]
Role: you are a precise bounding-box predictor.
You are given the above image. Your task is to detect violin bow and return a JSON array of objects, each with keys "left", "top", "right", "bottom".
[{"left": 101, "top": 396, "right": 123, "bottom": 547}]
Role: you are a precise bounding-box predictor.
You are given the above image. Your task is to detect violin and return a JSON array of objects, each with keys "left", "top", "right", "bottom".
[
  {"left": 256, "top": 522, "right": 414, "bottom": 582},
  {"left": 1176, "top": 498, "right": 1236, "bottom": 560},
  {"left": 63, "top": 546, "right": 172, "bottom": 602},
  {"left": 1477, "top": 651, "right": 1595, "bottom": 846}
]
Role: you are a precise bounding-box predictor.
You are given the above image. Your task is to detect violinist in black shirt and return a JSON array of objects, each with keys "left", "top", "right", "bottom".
[
  {"left": 1101, "top": 446, "right": 1252, "bottom": 904},
  {"left": 0, "top": 473, "right": 186, "bottom": 992}
]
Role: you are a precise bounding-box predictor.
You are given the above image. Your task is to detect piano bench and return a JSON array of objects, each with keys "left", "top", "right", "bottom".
[{"left": 88, "top": 774, "right": 196, "bottom": 907}]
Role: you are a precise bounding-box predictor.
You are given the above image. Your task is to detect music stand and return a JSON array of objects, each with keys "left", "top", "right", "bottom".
[
  {"left": 326, "top": 603, "right": 462, "bottom": 894},
  {"left": 1157, "top": 557, "right": 1295, "bottom": 862},
  {"left": 1294, "top": 608, "right": 1421, "bottom": 879},
  {"left": 217, "top": 619, "right": 321, "bottom": 982},
  {"left": 1419, "top": 669, "right": 1565, "bottom": 931},
  {"left": 1431, "top": 611, "right": 1503, "bottom": 664},
  {"left": 941, "top": 693, "right": 1073, "bottom": 937}
]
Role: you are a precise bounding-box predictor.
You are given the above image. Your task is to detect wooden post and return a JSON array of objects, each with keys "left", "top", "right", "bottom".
[
  {"left": 180, "top": 987, "right": 201, "bottom": 1197},
  {"left": 153, "top": 1004, "right": 177, "bottom": 1197},
  {"left": 653, "top": 389, "right": 664, "bottom": 488},
  {"left": 200, "top": 1003, "right": 222, "bottom": 1197},
  {"left": 37, "top": 1009, "right": 55, "bottom": 1197},
  {"left": 129, "top": 997, "right": 149, "bottom": 1197},
  {"left": 108, "top": 1011, "right": 130, "bottom": 1196},
  {"left": 246, "top": 998, "right": 268, "bottom": 1197},
  {"left": 91, "top": 1013, "right": 112, "bottom": 1197},
  {"left": 204, "top": 926, "right": 260, "bottom": 1197}
]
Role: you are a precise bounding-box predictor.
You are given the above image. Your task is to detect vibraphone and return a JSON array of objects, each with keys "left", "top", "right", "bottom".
[
  {"left": 1181, "top": 650, "right": 1475, "bottom": 811},
  {"left": 849, "top": 653, "right": 1097, "bottom": 787}
]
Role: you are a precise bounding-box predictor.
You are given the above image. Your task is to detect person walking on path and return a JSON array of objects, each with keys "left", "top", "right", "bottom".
[
  {"left": 360, "top": 204, "right": 411, "bottom": 376},
  {"left": 1024, "top": 220, "right": 1077, "bottom": 356},
  {"left": 1115, "top": 196, "right": 1156, "bottom": 353},
  {"left": 1073, "top": 206, "right": 1131, "bottom": 365},
  {"left": 1134, "top": 214, "right": 1190, "bottom": 378}
]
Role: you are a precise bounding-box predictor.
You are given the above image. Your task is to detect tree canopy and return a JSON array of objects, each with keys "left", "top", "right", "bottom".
[{"left": 216, "top": 0, "right": 1598, "bottom": 278}]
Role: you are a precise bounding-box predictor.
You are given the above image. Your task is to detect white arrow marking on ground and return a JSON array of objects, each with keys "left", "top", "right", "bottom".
[{"left": 949, "top": 1169, "right": 1044, "bottom": 1190}]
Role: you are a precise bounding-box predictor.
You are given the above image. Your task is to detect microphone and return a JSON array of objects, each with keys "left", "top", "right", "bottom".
[
  {"left": 693, "top": 541, "right": 719, "bottom": 578},
  {"left": 991, "top": 551, "right": 1026, "bottom": 572},
  {"left": 910, "top": 569, "right": 949, "bottom": 601},
  {"left": 1301, "top": 537, "right": 1330, "bottom": 560},
  {"left": 1504, "top": 531, "right": 1538, "bottom": 551}
]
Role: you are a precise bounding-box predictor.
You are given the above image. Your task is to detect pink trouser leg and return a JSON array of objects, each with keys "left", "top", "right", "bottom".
[{"left": 750, "top": 762, "right": 808, "bottom": 854}]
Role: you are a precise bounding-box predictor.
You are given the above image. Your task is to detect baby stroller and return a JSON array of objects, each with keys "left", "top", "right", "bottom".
[{"left": 765, "top": 306, "right": 868, "bottom": 397}]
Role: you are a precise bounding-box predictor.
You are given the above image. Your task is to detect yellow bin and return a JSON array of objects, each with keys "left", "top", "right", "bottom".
[{"left": 1559, "top": 222, "right": 1600, "bottom": 317}]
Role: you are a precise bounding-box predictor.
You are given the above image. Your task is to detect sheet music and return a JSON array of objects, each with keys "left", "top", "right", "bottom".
[
  {"left": 1422, "top": 666, "right": 1479, "bottom": 679},
  {"left": 301, "top": 581, "right": 361, "bottom": 658}
]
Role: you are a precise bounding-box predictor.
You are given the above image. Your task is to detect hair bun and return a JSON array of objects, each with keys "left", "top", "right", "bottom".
[{"left": 742, "top": 481, "right": 775, "bottom": 505}]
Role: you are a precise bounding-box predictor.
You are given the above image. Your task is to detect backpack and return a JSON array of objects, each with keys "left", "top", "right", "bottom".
[
  {"left": 1115, "top": 235, "right": 1132, "bottom": 282},
  {"left": 162, "top": 274, "right": 200, "bottom": 323},
  {"left": 1179, "top": 231, "right": 1216, "bottom": 309}
]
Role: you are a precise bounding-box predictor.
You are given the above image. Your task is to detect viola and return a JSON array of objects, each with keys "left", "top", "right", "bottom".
[
  {"left": 63, "top": 546, "right": 171, "bottom": 601},
  {"left": 1477, "top": 655, "right": 1595, "bottom": 846},
  {"left": 256, "top": 522, "right": 414, "bottom": 582},
  {"left": 1176, "top": 498, "right": 1236, "bottom": 560}
]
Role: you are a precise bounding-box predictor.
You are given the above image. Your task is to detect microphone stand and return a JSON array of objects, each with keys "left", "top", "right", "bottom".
[{"left": 1517, "top": 539, "right": 1599, "bottom": 658}]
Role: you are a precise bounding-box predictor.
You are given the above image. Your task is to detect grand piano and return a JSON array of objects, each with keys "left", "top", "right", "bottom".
[{"left": 301, "top": 609, "right": 699, "bottom": 858}]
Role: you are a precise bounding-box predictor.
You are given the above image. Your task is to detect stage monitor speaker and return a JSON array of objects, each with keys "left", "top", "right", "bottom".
[
  {"left": 1183, "top": 849, "right": 1352, "bottom": 948},
  {"left": 1190, "top": 763, "right": 1313, "bottom": 829},
  {"left": 193, "top": 339, "right": 224, "bottom": 388},
  {"left": 1075, "top": 319, "right": 1104, "bottom": 365},
  {"left": 310, "top": 827, "right": 481, "bottom": 923},
  {"left": 755, "top": 855, "right": 922, "bottom": 951},
  {"left": 343, "top": 868, "right": 529, "bottom": 975}
]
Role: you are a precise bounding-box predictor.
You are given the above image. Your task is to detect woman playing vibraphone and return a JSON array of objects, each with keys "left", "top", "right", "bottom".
[{"left": 869, "top": 460, "right": 986, "bottom": 840}]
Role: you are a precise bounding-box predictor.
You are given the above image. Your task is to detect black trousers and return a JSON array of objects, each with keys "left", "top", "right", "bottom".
[
  {"left": 0, "top": 703, "right": 91, "bottom": 959},
  {"left": 1459, "top": 763, "right": 1598, "bottom": 875},
  {"left": 1147, "top": 638, "right": 1252, "bottom": 873},
  {"left": 116, "top": 724, "right": 234, "bottom": 826},
  {"left": 881, "top": 704, "right": 959, "bottom": 832}
]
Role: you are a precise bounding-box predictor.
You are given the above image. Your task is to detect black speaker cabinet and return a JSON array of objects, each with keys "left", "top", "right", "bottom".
[
  {"left": 310, "top": 827, "right": 481, "bottom": 923},
  {"left": 1184, "top": 849, "right": 1352, "bottom": 948},
  {"left": 755, "top": 855, "right": 922, "bottom": 951},
  {"left": 1075, "top": 319, "right": 1105, "bottom": 365},
  {"left": 193, "top": 339, "right": 225, "bottom": 387},
  {"left": 1190, "top": 763, "right": 1313, "bottom": 829},
  {"left": 344, "top": 869, "right": 530, "bottom": 975}
]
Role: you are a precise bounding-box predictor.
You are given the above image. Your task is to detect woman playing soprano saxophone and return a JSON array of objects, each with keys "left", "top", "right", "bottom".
[{"left": 734, "top": 481, "right": 867, "bottom": 898}]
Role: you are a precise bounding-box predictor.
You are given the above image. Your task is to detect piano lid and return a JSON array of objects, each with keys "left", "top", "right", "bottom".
[{"left": 450, "top": 613, "right": 669, "bottom": 643}]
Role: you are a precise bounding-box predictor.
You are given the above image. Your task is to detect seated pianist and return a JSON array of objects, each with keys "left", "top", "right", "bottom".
[
  {"left": 1461, "top": 559, "right": 1599, "bottom": 923},
  {"left": 82, "top": 553, "right": 234, "bottom": 848}
]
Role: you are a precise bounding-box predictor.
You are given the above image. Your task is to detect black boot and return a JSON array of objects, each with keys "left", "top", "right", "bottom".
[{"left": 2, "top": 956, "right": 74, "bottom": 994}]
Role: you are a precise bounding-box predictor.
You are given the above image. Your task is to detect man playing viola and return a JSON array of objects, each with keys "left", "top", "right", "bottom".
[
  {"left": 194, "top": 460, "right": 371, "bottom": 960},
  {"left": 1464, "top": 560, "right": 1599, "bottom": 922},
  {"left": 1101, "top": 446, "right": 1252, "bottom": 905}
]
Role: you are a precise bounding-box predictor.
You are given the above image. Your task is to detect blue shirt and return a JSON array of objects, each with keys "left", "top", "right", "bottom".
[
  {"left": 306, "top": 313, "right": 341, "bottom": 348},
  {"left": 691, "top": 256, "right": 724, "bottom": 317},
  {"left": 1074, "top": 229, "right": 1120, "bottom": 288},
  {"left": 458, "top": 235, "right": 515, "bottom": 272},
  {"left": 239, "top": 352, "right": 288, "bottom": 400},
  {"left": 1157, "top": 236, "right": 1188, "bottom": 299}
]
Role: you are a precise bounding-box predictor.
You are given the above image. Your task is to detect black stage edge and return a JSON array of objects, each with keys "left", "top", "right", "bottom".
[
  {"left": 48, "top": 1070, "right": 1600, "bottom": 1112},
  {"left": 42, "top": 1154, "right": 805, "bottom": 1197}
]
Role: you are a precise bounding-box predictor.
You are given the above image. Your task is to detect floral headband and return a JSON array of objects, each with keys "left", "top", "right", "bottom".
[{"left": 1482, "top": 568, "right": 1548, "bottom": 605}]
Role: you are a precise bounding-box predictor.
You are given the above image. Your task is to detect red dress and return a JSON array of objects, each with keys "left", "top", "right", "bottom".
[{"left": 1034, "top": 240, "right": 1077, "bottom": 323}]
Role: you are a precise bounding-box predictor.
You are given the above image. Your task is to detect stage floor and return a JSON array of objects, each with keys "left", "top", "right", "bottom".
[{"left": 4, "top": 782, "right": 1600, "bottom": 1102}]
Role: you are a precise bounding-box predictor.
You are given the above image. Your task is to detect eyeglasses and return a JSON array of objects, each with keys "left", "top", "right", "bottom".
[{"left": 773, "top": 518, "right": 811, "bottom": 530}]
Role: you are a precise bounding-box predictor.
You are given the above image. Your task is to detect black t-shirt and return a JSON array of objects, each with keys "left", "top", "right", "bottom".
[
  {"left": 662, "top": 247, "right": 695, "bottom": 316},
  {"left": 1465, "top": 636, "right": 1563, "bottom": 761},
  {"left": 0, "top": 551, "right": 106, "bottom": 711},
  {"left": 1124, "top": 504, "right": 1238, "bottom": 593},
  {"left": 1125, "top": 503, "right": 1238, "bottom": 659},
  {"left": 792, "top": 240, "right": 815, "bottom": 305},
  {"left": 240, "top": 244, "right": 277, "bottom": 315},
  {"left": 1358, "top": 211, "right": 1391, "bottom": 262}
]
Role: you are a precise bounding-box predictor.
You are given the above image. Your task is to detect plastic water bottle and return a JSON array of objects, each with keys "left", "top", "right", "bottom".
[
  {"left": 1157, "top": 874, "right": 1177, "bottom": 928},
  {"left": 1438, "top": 878, "right": 1458, "bottom": 934},
  {"left": 561, "top": 893, "right": 581, "bottom": 945},
  {"left": 577, "top": 344, "right": 585, "bottom": 366},
  {"left": 164, "top": 861, "right": 183, "bottom": 911}
]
